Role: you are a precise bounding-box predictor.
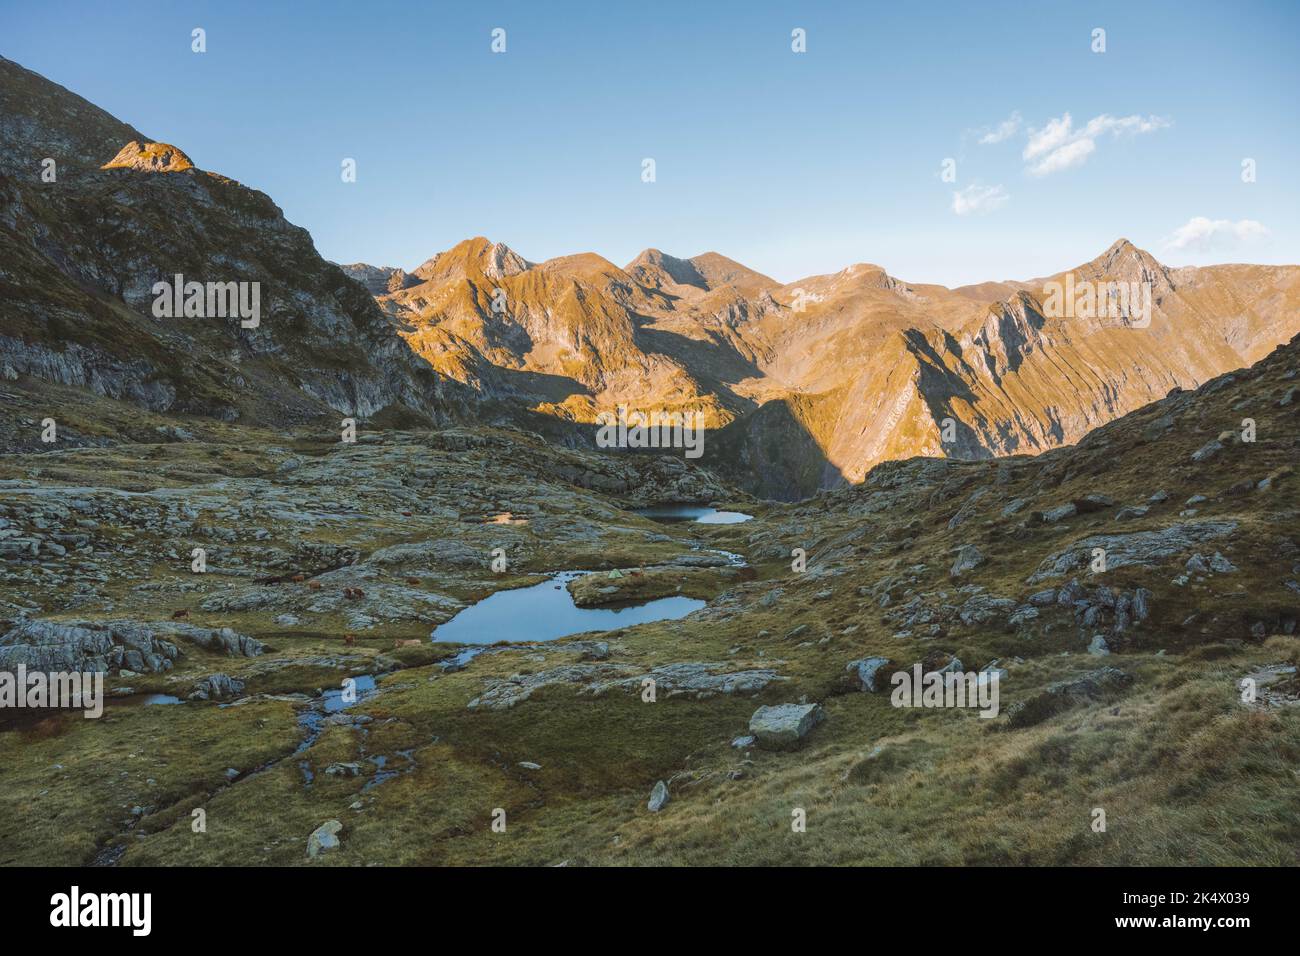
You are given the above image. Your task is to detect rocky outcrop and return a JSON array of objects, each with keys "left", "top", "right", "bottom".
[
  {"left": 100, "top": 140, "right": 194, "bottom": 172},
  {"left": 0, "top": 618, "right": 266, "bottom": 676},
  {"left": 1026, "top": 521, "right": 1238, "bottom": 583},
  {"left": 467, "top": 661, "right": 784, "bottom": 711},
  {"left": 0, "top": 620, "right": 179, "bottom": 675},
  {"left": 1006, "top": 667, "right": 1133, "bottom": 729},
  {"left": 188, "top": 672, "right": 246, "bottom": 701}
]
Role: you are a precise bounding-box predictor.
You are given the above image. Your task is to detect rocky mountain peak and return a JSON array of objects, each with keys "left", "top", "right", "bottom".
[
  {"left": 1081, "top": 237, "right": 1174, "bottom": 293},
  {"left": 101, "top": 140, "right": 195, "bottom": 173},
  {"left": 412, "top": 237, "right": 533, "bottom": 283},
  {"left": 483, "top": 241, "right": 531, "bottom": 280},
  {"left": 627, "top": 248, "right": 708, "bottom": 290}
]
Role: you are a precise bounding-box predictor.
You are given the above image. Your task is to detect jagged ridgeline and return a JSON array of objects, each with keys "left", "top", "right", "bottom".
[
  {"left": 4, "top": 53, "right": 1300, "bottom": 499},
  {"left": 348, "top": 235, "right": 1299, "bottom": 499}
]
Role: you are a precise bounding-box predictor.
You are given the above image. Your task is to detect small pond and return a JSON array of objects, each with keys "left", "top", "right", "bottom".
[
  {"left": 634, "top": 504, "right": 753, "bottom": 524},
  {"left": 432, "top": 570, "right": 705, "bottom": 645}
]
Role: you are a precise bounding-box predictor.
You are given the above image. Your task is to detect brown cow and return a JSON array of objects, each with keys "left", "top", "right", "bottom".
[
  {"left": 344, "top": 634, "right": 356, "bottom": 646},
  {"left": 171, "top": 609, "right": 190, "bottom": 620}
]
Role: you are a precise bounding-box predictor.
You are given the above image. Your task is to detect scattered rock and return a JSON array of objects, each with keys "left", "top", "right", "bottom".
[
  {"left": 1073, "top": 494, "right": 1116, "bottom": 513},
  {"left": 1009, "top": 606, "right": 1039, "bottom": 627},
  {"left": 950, "top": 544, "right": 985, "bottom": 577},
  {"left": 1041, "top": 503, "right": 1078, "bottom": 523},
  {"left": 1026, "top": 521, "right": 1237, "bottom": 583},
  {"left": 959, "top": 593, "right": 1016, "bottom": 626},
  {"left": 844, "top": 656, "right": 893, "bottom": 692},
  {"left": 1209, "top": 552, "right": 1238, "bottom": 573},
  {"left": 324, "top": 762, "right": 363, "bottom": 777},
  {"left": 1114, "top": 505, "right": 1149, "bottom": 522},
  {"left": 647, "top": 780, "right": 670, "bottom": 812},
  {"left": 1191, "top": 440, "right": 1224, "bottom": 463},
  {"left": 307, "top": 820, "right": 343, "bottom": 858},
  {"left": 188, "top": 673, "right": 245, "bottom": 701}
]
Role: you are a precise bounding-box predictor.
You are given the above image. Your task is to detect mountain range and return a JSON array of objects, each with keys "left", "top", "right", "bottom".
[
  {"left": 3, "top": 52, "right": 1298, "bottom": 500},
  {"left": 3, "top": 53, "right": 1300, "bottom": 871},
  {"left": 344, "top": 235, "right": 1299, "bottom": 497}
]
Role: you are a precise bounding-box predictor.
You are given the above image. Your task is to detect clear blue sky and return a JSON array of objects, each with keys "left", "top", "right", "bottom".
[{"left": 3, "top": 0, "right": 1297, "bottom": 285}]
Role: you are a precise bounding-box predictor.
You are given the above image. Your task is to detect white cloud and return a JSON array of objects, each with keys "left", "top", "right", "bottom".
[
  {"left": 952, "top": 183, "right": 1009, "bottom": 216},
  {"left": 1023, "top": 112, "right": 1171, "bottom": 176},
  {"left": 1028, "top": 138, "right": 1095, "bottom": 175},
  {"left": 1162, "top": 217, "right": 1270, "bottom": 251},
  {"left": 977, "top": 111, "right": 1022, "bottom": 145},
  {"left": 1023, "top": 115, "right": 1074, "bottom": 161}
]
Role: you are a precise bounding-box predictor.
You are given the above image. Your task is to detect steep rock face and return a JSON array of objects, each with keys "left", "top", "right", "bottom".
[
  {"left": 961, "top": 292, "right": 1046, "bottom": 382},
  {"left": 0, "top": 56, "right": 467, "bottom": 427}
]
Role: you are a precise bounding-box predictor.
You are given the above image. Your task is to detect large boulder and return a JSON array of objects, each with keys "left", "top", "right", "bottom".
[{"left": 748, "top": 703, "right": 826, "bottom": 750}]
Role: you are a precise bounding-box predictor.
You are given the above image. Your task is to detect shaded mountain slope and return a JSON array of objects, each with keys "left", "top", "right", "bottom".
[{"left": 0, "top": 55, "right": 466, "bottom": 428}]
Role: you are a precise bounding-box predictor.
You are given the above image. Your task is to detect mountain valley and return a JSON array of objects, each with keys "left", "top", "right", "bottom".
[{"left": 2, "top": 54, "right": 1299, "bottom": 868}]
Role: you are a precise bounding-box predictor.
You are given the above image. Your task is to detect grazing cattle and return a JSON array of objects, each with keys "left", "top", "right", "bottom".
[
  {"left": 171, "top": 609, "right": 190, "bottom": 620},
  {"left": 392, "top": 639, "right": 421, "bottom": 648},
  {"left": 405, "top": 577, "right": 420, "bottom": 585},
  {"left": 401, "top": 511, "right": 413, "bottom": 517},
  {"left": 306, "top": 580, "right": 322, "bottom": 590},
  {"left": 291, "top": 573, "right": 306, "bottom": 583},
  {"left": 344, "top": 634, "right": 356, "bottom": 646}
]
